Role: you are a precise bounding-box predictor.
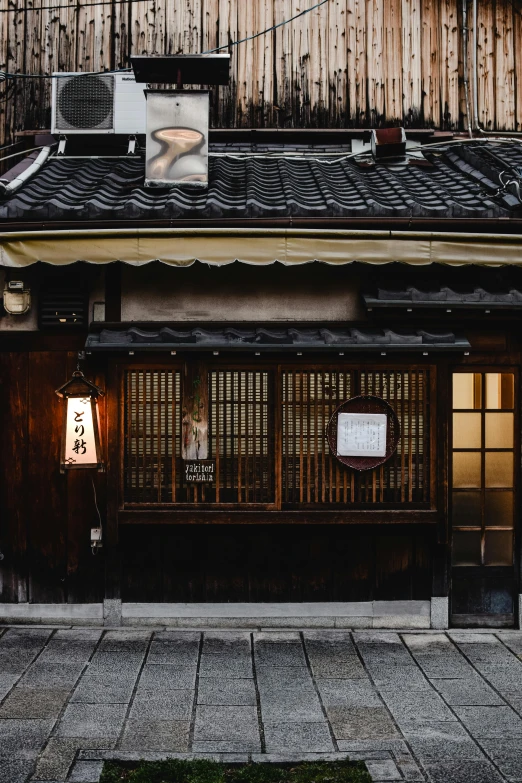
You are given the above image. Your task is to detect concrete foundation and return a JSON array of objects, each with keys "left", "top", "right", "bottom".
[{"left": 430, "top": 597, "right": 449, "bottom": 630}]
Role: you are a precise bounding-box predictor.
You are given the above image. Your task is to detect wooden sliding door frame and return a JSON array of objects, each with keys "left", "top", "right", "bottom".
[{"left": 449, "top": 364, "right": 520, "bottom": 626}]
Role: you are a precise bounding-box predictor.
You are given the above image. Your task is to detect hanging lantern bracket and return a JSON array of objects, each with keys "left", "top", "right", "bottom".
[{"left": 55, "top": 370, "right": 105, "bottom": 400}]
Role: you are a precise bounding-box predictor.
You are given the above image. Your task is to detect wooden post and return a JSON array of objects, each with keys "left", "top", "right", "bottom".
[
  {"left": 182, "top": 362, "right": 209, "bottom": 460},
  {"left": 104, "top": 360, "right": 121, "bottom": 608}
]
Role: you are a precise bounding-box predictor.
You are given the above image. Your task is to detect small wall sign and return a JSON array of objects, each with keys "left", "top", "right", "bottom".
[
  {"left": 184, "top": 460, "right": 216, "bottom": 484},
  {"left": 337, "top": 413, "right": 387, "bottom": 458},
  {"left": 326, "top": 395, "right": 400, "bottom": 472}
]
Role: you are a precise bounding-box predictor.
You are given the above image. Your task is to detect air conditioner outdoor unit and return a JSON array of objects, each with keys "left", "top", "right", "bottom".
[{"left": 51, "top": 72, "right": 147, "bottom": 134}]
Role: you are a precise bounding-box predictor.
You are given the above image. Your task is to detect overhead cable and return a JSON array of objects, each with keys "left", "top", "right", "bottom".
[
  {"left": 1, "top": 0, "right": 170, "bottom": 13},
  {"left": 202, "top": 0, "right": 331, "bottom": 54}
]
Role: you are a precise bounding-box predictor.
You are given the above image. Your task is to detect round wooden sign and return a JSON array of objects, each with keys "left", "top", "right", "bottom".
[{"left": 326, "top": 394, "right": 401, "bottom": 472}]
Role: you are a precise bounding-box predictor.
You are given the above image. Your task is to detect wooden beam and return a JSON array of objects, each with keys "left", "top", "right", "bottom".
[{"left": 119, "top": 509, "right": 441, "bottom": 526}]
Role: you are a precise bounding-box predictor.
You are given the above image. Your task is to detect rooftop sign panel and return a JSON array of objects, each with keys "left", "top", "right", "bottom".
[{"left": 131, "top": 55, "right": 231, "bottom": 86}]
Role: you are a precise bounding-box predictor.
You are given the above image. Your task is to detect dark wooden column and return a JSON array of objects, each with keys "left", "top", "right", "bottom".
[
  {"left": 104, "top": 360, "right": 121, "bottom": 604},
  {"left": 433, "top": 359, "right": 450, "bottom": 600}
]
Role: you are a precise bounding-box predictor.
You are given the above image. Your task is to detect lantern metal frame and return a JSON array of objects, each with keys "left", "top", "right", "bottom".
[{"left": 55, "top": 371, "right": 105, "bottom": 472}]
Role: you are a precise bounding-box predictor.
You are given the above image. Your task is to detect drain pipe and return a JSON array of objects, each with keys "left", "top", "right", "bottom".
[
  {"left": 462, "top": 0, "right": 473, "bottom": 137},
  {"left": 0, "top": 146, "right": 52, "bottom": 195}
]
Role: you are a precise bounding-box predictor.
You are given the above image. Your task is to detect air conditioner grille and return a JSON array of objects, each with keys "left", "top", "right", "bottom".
[{"left": 56, "top": 74, "right": 114, "bottom": 130}]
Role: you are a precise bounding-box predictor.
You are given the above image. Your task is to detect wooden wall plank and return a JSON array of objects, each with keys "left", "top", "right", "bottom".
[
  {"left": 274, "top": 0, "right": 298, "bottom": 125},
  {"left": 477, "top": 0, "right": 495, "bottom": 130},
  {"left": 352, "top": 0, "right": 368, "bottom": 124},
  {"left": 308, "top": 0, "right": 329, "bottom": 126},
  {"left": 327, "top": 0, "right": 346, "bottom": 127},
  {"left": 384, "top": 0, "right": 403, "bottom": 123},
  {"left": 253, "top": 0, "right": 274, "bottom": 126},
  {"left": 421, "top": 0, "right": 440, "bottom": 126},
  {"left": 515, "top": 0, "right": 522, "bottom": 130},
  {"left": 27, "top": 352, "right": 69, "bottom": 603},
  {"left": 367, "top": 0, "right": 385, "bottom": 125},
  {"left": 5, "top": 1, "right": 25, "bottom": 148},
  {"left": 0, "top": 3, "right": 7, "bottom": 143},
  {"left": 0, "top": 353, "right": 28, "bottom": 603},
  {"left": 495, "top": 0, "right": 515, "bottom": 130},
  {"left": 440, "top": 0, "right": 459, "bottom": 129},
  {"left": 215, "top": 0, "right": 238, "bottom": 126}
]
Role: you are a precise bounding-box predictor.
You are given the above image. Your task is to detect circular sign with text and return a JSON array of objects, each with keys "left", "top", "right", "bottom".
[{"left": 326, "top": 394, "right": 401, "bottom": 472}]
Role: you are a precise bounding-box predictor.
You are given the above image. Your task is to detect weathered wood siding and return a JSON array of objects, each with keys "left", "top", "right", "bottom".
[
  {"left": 0, "top": 2, "right": 521, "bottom": 144},
  {"left": 0, "top": 351, "right": 105, "bottom": 604}
]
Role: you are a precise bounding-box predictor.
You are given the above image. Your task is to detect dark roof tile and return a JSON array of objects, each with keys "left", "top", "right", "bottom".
[{"left": 1, "top": 142, "right": 521, "bottom": 222}]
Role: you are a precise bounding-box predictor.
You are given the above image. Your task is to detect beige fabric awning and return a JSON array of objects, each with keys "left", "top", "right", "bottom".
[{"left": 0, "top": 228, "right": 521, "bottom": 267}]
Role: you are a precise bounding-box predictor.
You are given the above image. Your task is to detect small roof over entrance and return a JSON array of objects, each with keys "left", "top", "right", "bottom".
[{"left": 85, "top": 326, "right": 471, "bottom": 353}]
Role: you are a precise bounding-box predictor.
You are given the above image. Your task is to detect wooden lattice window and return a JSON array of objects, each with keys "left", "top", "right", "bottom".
[
  {"left": 357, "top": 370, "right": 430, "bottom": 504},
  {"left": 281, "top": 368, "right": 431, "bottom": 507},
  {"left": 123, "top": 364, "right": 432, "bottom": 509},
  {"left": 209, "top": 370, "right": 275, "bottom": 504},
  {"left": 123, "top": 369, "right": 180, "bottom": 504},
  {"left": 282, "top": 370, "right": 353, "bottom": 504}
]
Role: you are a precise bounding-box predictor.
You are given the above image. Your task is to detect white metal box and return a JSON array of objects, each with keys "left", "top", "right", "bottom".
[
  {"left": 145, "top": 90, "right": 209, "bottom": 188},
  {"left": 51, "top": 72, "right": 146, "bottom": 135}
]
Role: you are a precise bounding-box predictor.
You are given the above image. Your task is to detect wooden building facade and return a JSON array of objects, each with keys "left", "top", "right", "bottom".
[
  {"left": 0, "top": 234, "right": 522, "bottom": 627},
  {"left": 1, "top": 0, "right": 522, "bottom": 628}
]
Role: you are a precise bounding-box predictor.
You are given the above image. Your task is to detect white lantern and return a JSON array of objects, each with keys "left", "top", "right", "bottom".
[{"left": 55, "top": 371, "right": 104, "bottom": 472}]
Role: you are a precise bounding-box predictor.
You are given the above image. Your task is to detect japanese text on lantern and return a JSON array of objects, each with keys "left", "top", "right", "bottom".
[
  {"left": 64, "top": 397, "right": 95, "bottom": 466},
  {"left": 337, "top": 413, "right": 387, "bottom": 458}
]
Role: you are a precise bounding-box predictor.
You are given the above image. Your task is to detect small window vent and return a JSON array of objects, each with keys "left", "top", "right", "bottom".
[{"left": 39, "top": 284, "right": 88, "bottom": 328}]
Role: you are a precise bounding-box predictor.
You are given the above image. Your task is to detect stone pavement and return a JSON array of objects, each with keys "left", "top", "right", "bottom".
[{"left": 1, "top": 627, "right": 522, "bottom": 783}]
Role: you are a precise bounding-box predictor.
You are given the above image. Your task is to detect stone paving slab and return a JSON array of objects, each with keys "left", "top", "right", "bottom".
[
  {"left": 197, "top": 677, "right": 257, "bottom": 706},
  {"left": 119, "top": 720, "right": 190, "bottom": 751},
  {"left": 263, "top": 723, "right": 334, "bottom": 753},
  {"left": 1, "top": 627, "right": 522, "bottom": 781}
]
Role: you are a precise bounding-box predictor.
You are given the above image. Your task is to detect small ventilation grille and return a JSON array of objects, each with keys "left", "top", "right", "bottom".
[
  {"left": 55, "top": 74, "right": 114, "bottom": 130},
  {"left": 39, "top": 284, "right": 88, "bottom": 328}
]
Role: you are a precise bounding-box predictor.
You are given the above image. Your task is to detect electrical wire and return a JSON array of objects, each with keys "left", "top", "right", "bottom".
[
  {"left": 2, "top": 67, "right": 132, "bottom": 80},
  {"left": 1, "top": 0, "right": 160, "bottom": 13},
  {"left": 0, "top": 140, "right": 24, "bottom": 152},
  {"left": 202, "top": 0, "right": 331, "bottom": 54},
  {"left": 91, "top": 478, "right": 102, "bottom": 528},
  {"left": 0, "top": 144, "right": 54, "bottom": 162}
]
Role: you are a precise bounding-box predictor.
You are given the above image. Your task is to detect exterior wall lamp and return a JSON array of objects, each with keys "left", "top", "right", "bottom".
[{"left": 55, "top": 370, "right": 104, "bottom": 472}]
